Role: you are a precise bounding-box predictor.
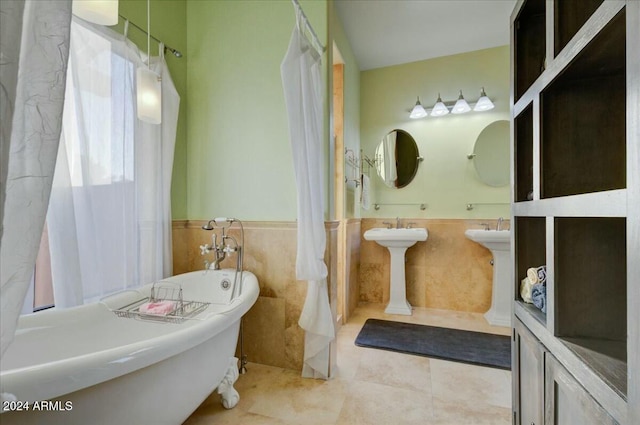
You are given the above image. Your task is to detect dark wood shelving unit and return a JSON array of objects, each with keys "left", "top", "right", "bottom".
[{"left": 510, "top": 1, "right": 638, "bottom": 424}]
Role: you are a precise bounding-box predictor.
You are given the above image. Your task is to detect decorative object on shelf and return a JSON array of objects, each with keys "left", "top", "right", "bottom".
[
  {"left": 72, "top": 0, "right": 118, "bottom": 25},
  {"left": 136, "top": 0, "right": 162, "bottom": 124},
  {"left": 409, "top": 88, "right": 494, "bottom": 119},
  {"left": 520, "top": 265, "right": 547, "bottom": 307}
]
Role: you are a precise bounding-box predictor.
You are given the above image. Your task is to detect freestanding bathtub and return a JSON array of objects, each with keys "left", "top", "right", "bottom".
[{"left": 0, "top": 269, "right": 259, "bottom": 425}]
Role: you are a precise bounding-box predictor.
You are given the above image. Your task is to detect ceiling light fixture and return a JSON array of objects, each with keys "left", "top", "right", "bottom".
[{"left": 136, "top": 0, "right": 162, "bottom": 124}]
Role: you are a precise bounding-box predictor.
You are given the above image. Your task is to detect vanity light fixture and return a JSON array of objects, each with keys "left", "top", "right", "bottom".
[
  {"left": 136, "top": 0, "right": 162, "bottom": 124},
  {"left": 473, "top": 87, "right": 495, "bottom": 111},
  {"left": 409, "top": 97, "right": 428, "bottom": 119},
  {"left": 72, "top": 0, "right": 119, "bottom": 25},
  {"left": 407, "top": 88, "right": 494, "bottom": 119},
  {"left": 451, "top": 90, "right": 471, "bottom": 114}
]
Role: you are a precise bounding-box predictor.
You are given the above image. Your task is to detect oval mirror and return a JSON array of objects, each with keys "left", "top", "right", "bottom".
[
  {"left": 374, "top": 129, "right": 421, "bottom": 189},
  {"left": 472, "top": 120, "right": 510, "bottom": 187}
]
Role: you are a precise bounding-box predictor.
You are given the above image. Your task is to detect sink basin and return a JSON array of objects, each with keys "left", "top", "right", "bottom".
[
  {"left": 363, "top": 227, "right": 428, "bottom": 248},
  {"left": 464, "top": 229, "right": 510, "bottom": 252},
  {"left": 465, "top": 229, "right": 511, "bottom": 327},
  {"left": 364, "top": 227, "right": 428, "bottom": 315}
]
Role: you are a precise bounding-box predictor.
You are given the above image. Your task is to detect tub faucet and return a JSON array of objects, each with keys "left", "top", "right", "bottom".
[{"left": 496, "top": 217, "right": 504, "bottom": 231}]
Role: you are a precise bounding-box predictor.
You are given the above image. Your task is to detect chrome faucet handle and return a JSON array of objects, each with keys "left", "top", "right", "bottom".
[
  {"left": 382, "top": 221, "right": 393, "bottom": 229},
  {"left": 199, "top": 244, "right": 211, "bottom": 255},
  {"left": 406, "top": 222, "right": 417, "bottom": 229},
  {"left": 480, "top": 223, "right": 490, "bottom": 231}
]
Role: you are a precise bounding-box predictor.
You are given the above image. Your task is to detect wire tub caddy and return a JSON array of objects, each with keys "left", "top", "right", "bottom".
[{"left": 112, "top": 281, "right": 210, "bottom": 324}]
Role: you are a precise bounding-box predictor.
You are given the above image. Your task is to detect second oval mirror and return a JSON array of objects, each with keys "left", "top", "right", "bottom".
[
  {"left": 375, "top": 129, "right": 421, "bottom": 189},
  {"left": 472, "top": 120, "right": 510, "bottom": 187}
]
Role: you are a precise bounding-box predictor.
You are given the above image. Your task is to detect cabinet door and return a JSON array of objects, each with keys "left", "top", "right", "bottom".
[
  {"left": 544, "top": 354, "right": 618, "bottom": 425},
  {"left": 514, "top": 319, "right": 545, "bottom": 425}
]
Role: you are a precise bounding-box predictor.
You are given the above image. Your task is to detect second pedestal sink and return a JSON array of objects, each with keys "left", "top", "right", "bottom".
[
  {"left": 464, "top": 229, "right": 511, "bottom": 327},
  {"left": 364, "top": 227, "right": 428, "bottom": 315}
]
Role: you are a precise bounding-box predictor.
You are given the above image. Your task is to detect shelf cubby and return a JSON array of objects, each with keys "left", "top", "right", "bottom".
[
  {"left": 514, "top": 0, "right": 546, "bottom": 101},
  {"left": 541, "top": 9, "right": 626, "bottom": 199},
  {"left": 514, "top": 104, "right": 534, "bottom": 202},
  {"left": 554, "top": 217, "right": 627, "bottom": 397},
  {"left": 554, "top": 0, "right": 605, "bottom": 56},
  {"left": 515, "top": 216, "right": 546, "bottom": 324}
]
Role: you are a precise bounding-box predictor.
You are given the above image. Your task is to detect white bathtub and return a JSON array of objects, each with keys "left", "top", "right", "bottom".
[{"left": 0, "top": 269, "right": 259, "bottom": 425}]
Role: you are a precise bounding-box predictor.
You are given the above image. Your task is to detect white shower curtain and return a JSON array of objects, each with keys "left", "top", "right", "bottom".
[
  {"left": 281, "top": 6, "right": 334, "bottom": 379},
  {"left": 47, "top": 18, "right": 179, "bottom": 307},
  {"left": 0, "top": 0, "right": 72, "bottom": 392}
]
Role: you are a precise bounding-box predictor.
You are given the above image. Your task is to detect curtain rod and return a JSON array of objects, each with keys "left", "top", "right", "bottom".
[
  {"left": 291, "top": 0, "right": 326, "bottom": 52},
  {"left": 118, "top": 14, "right": 183, "bottom": 58}
]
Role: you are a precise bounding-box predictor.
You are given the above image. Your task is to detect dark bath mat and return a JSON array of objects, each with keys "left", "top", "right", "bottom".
[{"left": 355, "top": 319, "right": 511, "bottom": 370}]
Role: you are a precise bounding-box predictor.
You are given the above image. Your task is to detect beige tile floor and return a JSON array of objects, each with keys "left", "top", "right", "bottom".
[{"left": 184, "top": 303, "right": 512, "bottom": 425}]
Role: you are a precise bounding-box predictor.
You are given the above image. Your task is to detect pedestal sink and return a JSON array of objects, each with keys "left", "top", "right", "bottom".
[
  {"left": 464, "top": 229, "right": 511, "bottom": 327},
  {"left": 363, "top": 227, "right": 428, "bottom": 315}
]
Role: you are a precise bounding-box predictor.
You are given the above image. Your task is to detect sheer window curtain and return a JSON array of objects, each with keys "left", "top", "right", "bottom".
[
  {"left": 0, "top": 0, "right": 72, "bottom": 400},
  {"left": 47, "top": 18, "right": 179, "bottom": 308},
  {"left": 281, "top": 6, "right": 335, "bottom": 379}
]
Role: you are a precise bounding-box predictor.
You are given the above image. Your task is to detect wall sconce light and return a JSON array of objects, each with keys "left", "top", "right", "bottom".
[
  {"left": 72, "top": 0, "right": 119, "bottom": 25},
  {"left": 452, "top": 90, "right": 471, "bottom": 114},
  {"left": 473, "top": 87, "right": 495, "bottom": 111},
  {"left": 409, "top": 97, "right": 428, "bottom": 119},
  {"left": 409, "top": 88, "right": 495, "bottom": 119},
  {"left": 136, "top": 0, "right": 162, "bottom": 124},
  {"left": 431, "top": 93, "right": 449, "bottom": 117}
]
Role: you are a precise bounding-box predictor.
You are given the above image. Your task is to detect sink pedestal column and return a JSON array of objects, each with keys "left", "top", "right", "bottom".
[
  {"left": 484, "top": 249, "right": 511, "bottom": 327},
  {"left": 385, "top": 246, "right": 412, "bottom": 315}
]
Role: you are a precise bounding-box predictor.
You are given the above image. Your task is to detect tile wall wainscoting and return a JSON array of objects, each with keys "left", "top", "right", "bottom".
[
  {"left": 344, "top": 219, "right": 361, "bottom": 321},
  {"left": 172, "top": 220, "right": 339, "bottom": 372},
  {"left": 359, "top": 218, "right": 508, "bottom": 313}
]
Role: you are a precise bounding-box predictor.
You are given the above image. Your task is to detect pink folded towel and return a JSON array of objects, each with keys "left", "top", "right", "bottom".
[{"left": 139, "top": 300, "right": 176, "bottom": 316}]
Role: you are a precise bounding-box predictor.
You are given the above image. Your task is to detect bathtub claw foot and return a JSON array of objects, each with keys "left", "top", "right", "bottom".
[{"left": 218, "top": 357, "right": 240, "bottom": 409}]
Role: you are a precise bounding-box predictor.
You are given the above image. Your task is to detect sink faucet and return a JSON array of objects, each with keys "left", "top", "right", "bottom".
[
  {"left": 496, "top": 217, "right": 504, "bottom": 231},
  {"left": 396, "top": 217, "right": 401, "bottom": 229}
]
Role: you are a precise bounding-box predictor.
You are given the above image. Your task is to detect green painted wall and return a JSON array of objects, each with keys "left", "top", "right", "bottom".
[
  {"left": 360, "top": 46, "right": 511, "bottom": 219},
  {"left": 330, "top": 4, "right": 360, "bottom": 219},
  {"left": 116, "top": 0, "right": 188, "bottom": 219},
  {"left": 186, "top": 0, "right": 327, "bottom": 221}
]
